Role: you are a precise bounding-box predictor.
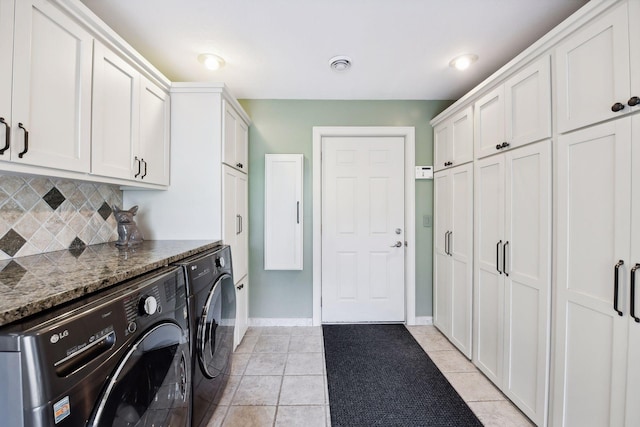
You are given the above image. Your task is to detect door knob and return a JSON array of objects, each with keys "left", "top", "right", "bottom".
[{"left": 390, "top": 241, "right": 402, "bottom": 248}]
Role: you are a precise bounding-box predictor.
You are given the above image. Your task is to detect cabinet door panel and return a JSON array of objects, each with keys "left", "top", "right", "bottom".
[
  {"left": 91, "top": 41, "right": 139, "bottom": 179},
  {"left": 450, "top": 164, "right": 473, "bottom": 358},
  {"left": 553, "top": 121, "right": 631, "bottom": 427},
  {"left": 223, "top": 101, "right": 237, "bottom": 168},
  {"left": 234, "top": 276, "right": 248, "bottom": 349},
  {"left": 235, "top": 171, "right": 248, "bottom": 280},
  {"left": 139, "top": 78, "right": 170, "bottom": 185},
  {"left": 451, "top": 106, "right": 473, "bottom": 166},
  {"left": 474, "top": 86, "right": 505, "bottom": 159},
  {"left": 474, "top": 156, "right": 505, "bottom": 382},
  {"left": 0, "top": 0, "right": 13, "bottom": 137},
  {"left": 503, "top": 141, "right": 551, "bottom": 424},
  {"left": 236, "top": 118, "right": 248, "bottom": 172},
  {"left": 555, "top": 1, "right": 630, "bottom": 133},
  {"left": 11, "top": 0, "right": 92, "bottom": 171},
  {"left": 433, "top": 122, "right": 450, "bottom": 172},
  {"left": 433, "top": 171, "right": 451, "bottom": 334},
  {"left": 505, "top": 56, "right": 551, "bottom": 148}
]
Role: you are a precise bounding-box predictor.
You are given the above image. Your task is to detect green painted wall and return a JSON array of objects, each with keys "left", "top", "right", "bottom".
[{"left": 238, "top": 99, "right": 453, "bottom": 319}]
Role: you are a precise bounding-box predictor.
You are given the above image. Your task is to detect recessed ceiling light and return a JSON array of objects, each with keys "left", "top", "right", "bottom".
[
  {"left": 449, "top": 54, "right": 478, "bottom": 71},
  {"left": 329, "top": 55, "right": 352, "bottom": 72},
  {"left": 198, "top": 53, "right": 225, "bottom": 71}
]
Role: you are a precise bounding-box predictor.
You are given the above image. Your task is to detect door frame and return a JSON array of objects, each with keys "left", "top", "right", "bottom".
[{"left": 312, "top": 126, "right": 416, "bottom": 326}]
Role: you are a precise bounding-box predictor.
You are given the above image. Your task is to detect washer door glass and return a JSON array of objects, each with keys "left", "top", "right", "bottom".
[
  {"left": 90, "top": 323, "right": 189, "bottom": 427},
  {"left": 197, "top": 273, "right": 235, "bottom": 379}
]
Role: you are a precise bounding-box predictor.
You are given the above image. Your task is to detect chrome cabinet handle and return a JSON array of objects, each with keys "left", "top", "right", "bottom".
[
  {"left": 0, "top": 117, "right": 9, "bottom": 154},
  {"left": 296, "top": 201, "right": 300, "bottom": 224},
  {"left": 614, "top": 260, "right": 624, "bottom": 316},
  {"left": 236, "top": 214, "right": 241, "bottom": 235},
  {"left": 631, "top": 264, "right": 640, "bottom": 323},
  {"left": 18, "top": 123, "right": 28, "bottom": 158},
  {"left": 496, "top": 240, "right": 502, "bottom": 274},
  {"left": 390, "top": 241, "right": 402, "bottom": 248}
]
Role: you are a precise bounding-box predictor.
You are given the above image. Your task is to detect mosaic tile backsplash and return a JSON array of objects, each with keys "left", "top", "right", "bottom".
[{"left": 0, "top": 175, "right": 123, "bottom": 260}]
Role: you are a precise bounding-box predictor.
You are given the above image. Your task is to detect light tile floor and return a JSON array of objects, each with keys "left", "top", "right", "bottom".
[{"left": 208, "top": 325, "right": 534, "bottom": 427}]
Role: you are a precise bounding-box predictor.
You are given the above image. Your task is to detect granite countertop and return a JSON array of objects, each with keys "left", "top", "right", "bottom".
[{"left": 0, "top": 240, "right": 220, "bottom": 327}]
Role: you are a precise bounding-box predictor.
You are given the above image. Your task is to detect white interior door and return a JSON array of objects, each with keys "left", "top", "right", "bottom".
[{"left": 321, "top": 136, "right": 405, "bottom": 323}]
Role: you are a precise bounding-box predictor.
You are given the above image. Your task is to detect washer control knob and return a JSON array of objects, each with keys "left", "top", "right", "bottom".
[
  {"left": 215, "top": 257, "right": 225, "bottom": 268},
  {"left": 139, "top": 295, "right": 158, "bottom": 316},
  {"left": 127, "top": 321, "right": 137, "bottom": 333}
]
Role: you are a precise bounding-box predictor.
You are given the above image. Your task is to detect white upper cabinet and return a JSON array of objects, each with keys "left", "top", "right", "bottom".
[
  {"left": 223, "top": 100, "right": 249, "bottom": 173},
  {"left": 434, "top": 106, "right": 473, "bottom": 172},
  {"left": 138, "top": 76, "right": 170, "bottom": 185},
  {"left": 91, "top": 40, "right": 140, "bottom": 180},
  {"left": 555, "top": 1, "right": 633, "bottom": 133},
  {"left": 0, "top": 0, "right": 13, "bottom": 151},
  {"left": 475, "top": 55, "right": 551, "bottom": 159},
  {"left": 7, "top": 0, "right": 92, "bottom": 172}
]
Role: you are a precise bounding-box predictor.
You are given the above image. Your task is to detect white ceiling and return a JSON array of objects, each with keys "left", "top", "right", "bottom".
[{"left": 79, "top": 0, "right": 589, "bottom": 100}]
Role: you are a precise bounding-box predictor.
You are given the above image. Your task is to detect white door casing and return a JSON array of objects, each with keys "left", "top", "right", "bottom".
[
  {"left": 321, "top": 135, "right": 405, "bottom": 323},
  {"left": 312, "top": 127, "right": 415, "bottom": 326}
]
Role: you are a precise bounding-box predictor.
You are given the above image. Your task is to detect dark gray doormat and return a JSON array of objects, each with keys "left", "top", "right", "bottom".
[{"left": 323, "top": 324, "right": 483, "bottom": 427}]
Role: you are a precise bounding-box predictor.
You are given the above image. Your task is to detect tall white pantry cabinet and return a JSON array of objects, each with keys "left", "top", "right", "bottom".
[
  {"left": 123, "top": 83, "right": 251, "bottom": 349},
  {"left": 431, "top": 1, "right": 639, "bottom": 426}
]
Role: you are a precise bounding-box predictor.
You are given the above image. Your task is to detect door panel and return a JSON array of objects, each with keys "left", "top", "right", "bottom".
[
  {"left": 553, "top": 121, "right": 631, "bottom": 427},
  {"left": 322, "top": 136, "right": 405, "bottom": 322},
  {"left": 474, "top": 86, "right": 505, "bottom": 159},
  {"left": 433, "top": 172, "right": 451, "bottom": 333}
]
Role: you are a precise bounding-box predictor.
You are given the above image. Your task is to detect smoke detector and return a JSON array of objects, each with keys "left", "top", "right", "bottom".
[{"left": 329, "top": 55, "right": 352, "bottom": 72}]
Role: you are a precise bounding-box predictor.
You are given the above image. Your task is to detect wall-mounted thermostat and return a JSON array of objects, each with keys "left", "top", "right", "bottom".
[{"left": 415, "top": 166, "right": 433, "bottom": 179}]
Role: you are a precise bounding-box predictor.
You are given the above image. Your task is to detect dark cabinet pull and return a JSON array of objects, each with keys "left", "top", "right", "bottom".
[
  {"left": 611, "top": 102, "right": 625, "bottom": 112},
  {"left": 614, "top": 260, "right": 624, "bottom": 316},
  {"left": 443, "top": 161, "right": 453, "bottom": 167},
  {"left": 628, "top": 96, "right": 640, "bottom": 107},
  {"left": 496, "top": 240, "right": 502, "bottom": 274},
  {"left": 17, "top": 123, "right": 28, "bottom": 158},
  {"left": 503, "top": 241, "right": 509, "bottom": 276},
  {"left": 496, "top": 144, "right": 502, "bottom": 150},
  {"left": 0, "top": 117, "right": 9, "bottom": 154},
  {"left": 631, "top": 264, "right": 640, "bottom": 323},
  {"left": 140, "top": 159, "right": 147, "bottom": 179},
  {"left": 134, "top": 156, "right": 141, "bottom": 178},
  {"left": 236, "top": 162, "right": 243, "bottom": 169},
  {"left": 236, "top": 283, "right": 244, "bottom": 290},
  {"left": 448, "top": 231, "right": 453, "bottom": 256},
  {"left": 501, "top": 142, "right": 510, "bottom": 149},
  {"left": 444, "top": 231, "right": 450, "bottom": 255},
  {"left": 296, "top": 201, "right": 300, "bottom": 224}
]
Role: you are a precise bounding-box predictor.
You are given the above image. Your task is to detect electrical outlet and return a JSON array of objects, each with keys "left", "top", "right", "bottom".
[{"left": 423, "top": 215, "right": 432, "bottom": 228}]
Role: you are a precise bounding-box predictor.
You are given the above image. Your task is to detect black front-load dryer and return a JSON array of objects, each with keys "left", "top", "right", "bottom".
[
  {"left": 0, "top": 266, "right": 191, "bottom": 427},
  {"left": 173, "top": 245, "right": 236, "bottom": 427}
]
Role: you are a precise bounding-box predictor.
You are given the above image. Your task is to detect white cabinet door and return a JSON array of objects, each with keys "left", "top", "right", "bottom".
[
  {"left": 264, "top": 154, "right": 304, "bottom": 270},
  {"left": 223, "top": 101, "right": 248, "bottom": 172},
  {"left": 0, "top": 0, "right": 13, "bottom": 149},
  {"left": 553, "top": 120, "right": 631, "bottom": 427},
  {"left": 449, "top": 163, "right": 473, "bottom": 358},
  {"left": 474, "top": 154, "right": 505, "bottom": 384},
  {"left": 474, "top": 86, "right": 505, "bottom": 159},
  {"left": 223, "top": 165, "right": 248, "bottom": 282},
  {"left": 434, "top": 106, "right": 473, "bottom": 172},
  {"left": 433, "top": 171, "right": 451, "bottom": 335},
  {"left": 555, "top": 1, "right": 630, "bottom": 133},
  {"left": 234, "top": 275, "right": 249, "bottom": 349},
  {"left": 9, "top": 0, "right": 92, "bottom": 171},
  {"left": 91, "top": 41, "right": 139, "bottom": 180},
  {"left": 503, "top": 140, "right": 551, "bottom": 425},
  {"left": 138, "top": 77, "right": 170, "bottom": 185},
  {"left": 505, "top": 56, "right": 551, "bottom": 148}
]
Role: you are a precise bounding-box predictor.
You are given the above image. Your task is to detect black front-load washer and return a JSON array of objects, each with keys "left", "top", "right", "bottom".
[
  {"left": 173, "top": 245, "right": 236, "bottom": 427},
  {"left": 0, "top": 266, "right": 191, "bottom": 427}
]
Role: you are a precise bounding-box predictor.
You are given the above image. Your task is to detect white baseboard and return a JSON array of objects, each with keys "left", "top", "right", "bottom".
[
  {"left": 412, "top": 316, "right": 433, "bottom": 326},
  {"left": 248, "top": 318, "right": 313, "bottom": 327}
]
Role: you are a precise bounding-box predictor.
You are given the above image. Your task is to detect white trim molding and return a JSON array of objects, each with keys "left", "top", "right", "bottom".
[
  {"left": 312, "top": 126, "right": 416, "bottom": 326},
  {"left": 413, "top": 316, "right": 434, "bottom": 326},
  {"left": 248, "top": 318, "right": 313, "bottom": 327}
]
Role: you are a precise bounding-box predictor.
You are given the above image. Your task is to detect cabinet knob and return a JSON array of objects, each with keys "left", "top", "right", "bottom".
[
  {"left": 611, "top": 102, "right": 625, "bottom": 112},
  {"left": 496, "top": 144, "right": 502, "bottom": 150},
  {"left": 501, "top": 142, "right": 510, "bottom": 149},
  {"left": 0, "top": 117, "right": 9, "bottom": 155},
  {"left": 236, "top": 162, "right": 243, "bottom": 169},
  {"left": 628, "top": 96, "right": 640, "bottom": 107}
]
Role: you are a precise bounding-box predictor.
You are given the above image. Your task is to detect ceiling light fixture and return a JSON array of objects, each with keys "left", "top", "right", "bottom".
[
  {"left": 329, "top": 55, "right": 352, "bottom": 72},
  {"left": 198, "top": 53, "right": 225, "bottom": 71},
  {"left": 449, "top": 53, "right": 478, "bottom": 71}
]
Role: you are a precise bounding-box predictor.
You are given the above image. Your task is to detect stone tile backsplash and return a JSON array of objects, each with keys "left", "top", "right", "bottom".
[{"left": 0, "top": 175, "right": 123, "bottom": 260}]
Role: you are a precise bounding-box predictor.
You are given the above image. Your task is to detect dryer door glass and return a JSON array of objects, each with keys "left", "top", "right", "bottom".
[
  {"left": 197, "top": 273, "right": 236, "bottom": 379},
  {"left": 89, "top": 323, "right": 189, "bottom": 427}
]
